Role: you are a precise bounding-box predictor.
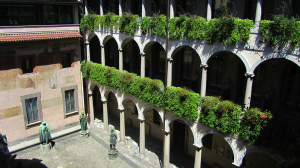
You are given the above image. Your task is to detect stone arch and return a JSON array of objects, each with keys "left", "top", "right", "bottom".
[
  {"left": 204, "top": 47, "right": 251, "bottom": 72},
  {"left": 240, "top": 148, "right": 280, "bottom": 164},
  {"left": 165, "top": 116, "right": 198, "bottom": 147},
  {"left": 119, "top": 95, "right": 139, "bottom": 113},
  {"left": 88, "top": 80, "right": 97, "bottom": 94},
  {"left": 142, "top": 38, "right": 166, "bottom": 53},
  {"left": 139, "top": 104, "right": 163, "bottom": 122},
  {"left": 168, "top": 42, "right": 204, "bottom": 64},
  {"left": 87, "top": 32, "right": 100, "bottom": 43},
  {"left": 102, "top": 87, "right": 119, "bottom": 106},
  {"left": 101, "top": 34, "right": 121, "bottom": 49},
  {"left": 121, "top": 36, "right": 142, "bottom": 53},
  {"left": 249, "top": 53, "right": 300, "bottom": 74},
  {"left": 196, "top": 129, "right": 239, "bottom": 166}
]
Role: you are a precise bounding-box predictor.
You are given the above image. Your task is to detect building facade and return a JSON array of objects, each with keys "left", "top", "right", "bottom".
[
  {"left": 0, "top": 0, "right": 84, "bottom": 145},
  {"left": 84, "top": 0, "right": 300, "bottom": 168}
]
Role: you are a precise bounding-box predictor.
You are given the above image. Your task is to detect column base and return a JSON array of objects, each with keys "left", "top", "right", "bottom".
[
  {"left": 40, "top": 143, "right": 52, "bottom": 152},
  {"left": 80, "top": 130, "right": 90, "bottom": 138}
]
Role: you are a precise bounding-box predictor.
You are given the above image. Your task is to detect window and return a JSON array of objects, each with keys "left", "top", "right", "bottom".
[
  {"left": 61, "top": 53, "right": 71, "bottom": 68},
  {"left": 243, "top": 0, "right": 256, "bottom": 21},
  {"left": 65, "top": 90, "right": 75, "bottom": 113},
  {"left": 202, "top": 134, "right": 213, "bottom": 150},
  {"left": 0, "top": 4, "right": 38, "bottom": 26},
  {"left": 21, "top": 57, "right": 33, "bottom": 74},
  {"left": 182, "top": 49, "right": 193, "bottom": 81},
  {"left": 43, "top": 5, "right": 73, "bottom": 24},
  {"left": 20, "top": 93, "right": 43, "bottom": 129},
  {"left": 176, "top": 0, "right": 195, "bottom": 16},
  {"left": 153, "top": 109, "right": 160, "bottom": 126},
  {"left": 212, "top": 0, "right": 235, "bottom": 18},
  {"left": 61, "top": 85, "right": 79, "bottom": 117},
  {"left": 207, "top": 56, "right": 224, "bottom": 96},
  {"left": 19, "top": 55, "right": 36, "bottom": 74}
]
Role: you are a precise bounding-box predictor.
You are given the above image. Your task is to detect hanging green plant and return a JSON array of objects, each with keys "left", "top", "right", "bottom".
[
  {"left": 141, "top": 14, "right": 167, "bottom": 36},
  {"left": 80, "top": 13, "right": 98, "bottom": 32},
  {"left": 99, "top": 13, "right": 120, "bottom": 31},
  {"left": 119, "top": 12, "right": 139, "bottom": 35}
]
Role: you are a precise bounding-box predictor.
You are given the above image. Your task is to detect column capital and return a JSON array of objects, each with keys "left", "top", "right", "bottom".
[
  {"left": 100, "top": 45, "right": 104, "bottom": 48},
  {"left": 140, "top": 52, "right": 145, "bottom": 56},
  {"left": 102, "top": 100, "right": 107, "bottom": 103},
  {"left": 200, "top": 64, "right": 208, "bottom": 68},
  {"left": 167, "top": 58, "right": 173, "bottom": 62},
  {"left": 244, "top": 72, "right": 255, "bottom": 78},
  {"left": 118, "top": 49, "right": 123, "bottom": 52},
  {"left": 85, "top": 42, "right": 90, "bottom": 45}
]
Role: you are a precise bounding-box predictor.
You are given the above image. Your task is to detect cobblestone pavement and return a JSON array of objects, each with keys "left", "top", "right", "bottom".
[{"left": 11, "top": 134, "right": 132, "bottom": 168}]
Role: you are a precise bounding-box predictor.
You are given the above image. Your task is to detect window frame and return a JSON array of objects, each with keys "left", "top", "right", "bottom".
[
  {"left": 18, "top": 55, "right": 37, "bottom": 75},
  {"left": 61, "top": 85, "right": 79, "bottom": 118},
  {"left": 20, "top": 92, "right": 42, "bottom": 129},
  {"left": 58, "top": 50, "right": 75, "bottom": 69}
]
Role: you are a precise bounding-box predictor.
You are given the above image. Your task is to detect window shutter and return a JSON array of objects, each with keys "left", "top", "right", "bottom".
[
  {"left": 65, "top": 91, "right": 70, "bottom": 112},
  {"left": 70, "top": 90, "right": 75, "bottom": 111},
  {"left": 25, "top": 99, "right": 32, "bottom": 123},
  {"left": 32, "top": 97, "right": 39, "bottom": 121}
]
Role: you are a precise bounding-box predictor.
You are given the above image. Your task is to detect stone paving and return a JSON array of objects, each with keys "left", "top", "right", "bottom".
[
  {"left": 10, "top": 133, "right": 133, "bottom": 168},
  {"left": 7, "top": 111, "right": 201, "bottom": 168}
]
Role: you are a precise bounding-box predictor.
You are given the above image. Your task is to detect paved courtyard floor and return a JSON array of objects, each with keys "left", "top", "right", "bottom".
[
  {"left": 10, "top": 133, "right": 133, "bottom": 168},
  {"left": 8, "top": 111, "right": 202, "bottom": 168}
]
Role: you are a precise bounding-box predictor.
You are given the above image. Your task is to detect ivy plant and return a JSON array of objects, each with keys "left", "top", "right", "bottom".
[
  {"left": 119, "top": 12, "right": 139, "bottom": 35},
  {"left": 99, "top": 13, "right": 120, "bottom": 31},
  {"left": 141, "top": 13, "right": 167, "bottom": 36}
]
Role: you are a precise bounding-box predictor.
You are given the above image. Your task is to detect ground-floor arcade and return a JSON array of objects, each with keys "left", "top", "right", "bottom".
[{"left": 87, "top": 81, "right": 277, "bottom": 168}]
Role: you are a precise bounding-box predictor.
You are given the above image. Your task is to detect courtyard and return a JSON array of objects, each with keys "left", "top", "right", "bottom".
[{"left": 8, "top": 120, "right": 197, "bottom": 168}]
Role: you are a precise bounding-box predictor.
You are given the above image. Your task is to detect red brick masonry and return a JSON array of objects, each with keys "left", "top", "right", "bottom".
[{"left": 0, "top": 31, "right": 82, "bottom": 42}]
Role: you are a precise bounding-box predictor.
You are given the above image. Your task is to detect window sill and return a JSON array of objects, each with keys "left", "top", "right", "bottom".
[
  {"left": 26, "top": 121, "right": 42, "bottom": 129},
  {"left": 18, "top": 72, "right": 39, "bottom": 78},
  {"left": 65, "top": 111, "right": 79, "bottom": 117}
]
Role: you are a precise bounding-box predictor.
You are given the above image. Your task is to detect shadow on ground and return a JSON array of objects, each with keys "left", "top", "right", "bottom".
[{"left": 9, "top": 158, "right": 47, "bottom": 168}]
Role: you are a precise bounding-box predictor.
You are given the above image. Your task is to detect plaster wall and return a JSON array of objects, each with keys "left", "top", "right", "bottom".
[
  {"left": 201, "top": 134, "right": 236, "bottom": 168},
  {"left": 0, "top": 39, "right": 82, "bottom": 142}
]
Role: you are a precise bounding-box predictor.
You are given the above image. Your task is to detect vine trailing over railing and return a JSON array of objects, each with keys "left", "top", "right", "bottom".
[
  {"left": 140, "top": 14, "right": 167, "bottom": 36},
  {"left": 81, "top": 61, "right": 274, "bottom": 138},
  {"left": 259, "top": 17, "right": 300, "bottom": 49},
  {"left": 119, "top": 12, "right": 139, "bottom": 35},
  {"left": 80, "top": 13, "right": 99, "bottom": 32},
  {"left": 80, "top": 13, "right": 253, "bottom": 45},
  {"left": 99, "top": 12, "right": 119, "bottom": 31},
  {"left": 81, "top": 61, "right": 200, "bottom": 120}
]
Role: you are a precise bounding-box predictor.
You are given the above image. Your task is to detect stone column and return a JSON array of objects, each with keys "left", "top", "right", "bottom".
[
  {"left": 255, "top": 0, "right": 263, "bottom": 26},
  {"left": 194, "top": 147, "right": 202, "bottom": 168},
  {"left": 207, "top": 0, "right": 212, "bottom": 21},
  {"left": 119, "top": 49, "right": 123, "bottom": 71},
  {"left": 244, "top": 73, "right": 254, "bottom": 111},
  {"left": 167, "top": 59, "right": 173, "bottom": 86},
  {"left": 86, "top": 42, "right": 91, "bottom": 62},
  {"left": 170, "top": 0, "right": 175, "bottom": 18},
  {"left": 120, "top": 109, "right": 125, "bottom": 143},
  {"left": 100, "top": 0, "right": 103, "bottom": 16},
  {"left": 142, "top": 0, "right": 146, "bottom": 17},
  {"left": 141, "top": 53, "right": 145, "bottom": 78},
  {"left": 139, "top": 120, "right": 145, "bottom": 156},
  {"left": 101, "top": 45, "right": 105, "bottom": 66},
  {"left": 103, "top": 101, "right": 108, "bottom": 132},
  {"left": 89, "top": 93, "right": 94, "bottom": 123},
  {"left": 119, "top": 0, "right": 122, "bottom": 17},
  {"left": 200, "top": 64, "right": 208, "bottom": 98},
  {"left": 163, "top": 132, "right": 170, "bottom": 168},
  {"left": 85, "top": 0, "right": 88, "bottom": 14}
]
